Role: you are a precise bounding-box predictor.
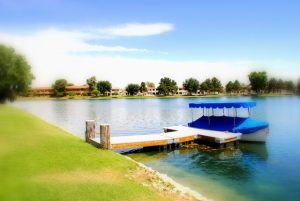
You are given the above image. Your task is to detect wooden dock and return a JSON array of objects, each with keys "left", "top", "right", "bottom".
[{"left": 85, "top": 120, "right": 241, "bottom": 150}]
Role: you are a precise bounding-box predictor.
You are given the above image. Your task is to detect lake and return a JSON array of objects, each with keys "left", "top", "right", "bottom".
[{"left": 14, "top": 96, "right": 300, "bottom": 201}]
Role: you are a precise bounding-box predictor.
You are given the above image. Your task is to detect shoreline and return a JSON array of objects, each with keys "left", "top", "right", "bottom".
[
  {"left": 4, "top": 105, "right": 208, "bottom": 201},
  {"left": 124, "top": 156, "right": 212, "bottom": 201},
  {"left": 17, "top": 93, "right": 296, "bottom": 101}
]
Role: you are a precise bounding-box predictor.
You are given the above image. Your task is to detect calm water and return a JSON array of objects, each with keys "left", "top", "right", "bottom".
[{"left": 14, "top": 97, "right": 300, "bottom": 201}]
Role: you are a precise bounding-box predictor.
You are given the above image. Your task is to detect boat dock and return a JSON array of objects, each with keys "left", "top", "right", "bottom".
[{"left": 85, "top": 120, "right": 241, "bottom": 150}]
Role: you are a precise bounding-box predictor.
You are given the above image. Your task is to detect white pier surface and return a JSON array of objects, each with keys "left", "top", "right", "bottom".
[{"left": 90, "top": 125, "right": 241, "bottom": 150}]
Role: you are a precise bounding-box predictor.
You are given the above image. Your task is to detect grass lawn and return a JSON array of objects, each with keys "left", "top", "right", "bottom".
[{"left": 0, "top": 105, "right": 189, "bottom": 201}]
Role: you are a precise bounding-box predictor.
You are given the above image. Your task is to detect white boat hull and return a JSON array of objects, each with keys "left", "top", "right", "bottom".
[{"left": 240, "top": 128, "right": 269, "bottom": 142}]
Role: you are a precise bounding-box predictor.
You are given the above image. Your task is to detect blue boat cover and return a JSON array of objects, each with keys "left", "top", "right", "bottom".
[
  {"left": 188, "top": 116, "right": 268, "bottom": 134},
  {"left": 189, "top": 101, "right": 256, "bottom": 109}
]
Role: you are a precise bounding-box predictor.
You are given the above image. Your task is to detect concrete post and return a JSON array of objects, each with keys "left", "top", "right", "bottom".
[
  {"left": 100, "top": 124, "right": 111, "bottom": 149},
  {"left": 85, "top": 120, "right": 96, "bottom": 142}
]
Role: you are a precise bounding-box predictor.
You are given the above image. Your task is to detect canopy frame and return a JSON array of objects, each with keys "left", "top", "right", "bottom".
[{"left": 189, "top": 101, "right": 256, "bottom": 109}]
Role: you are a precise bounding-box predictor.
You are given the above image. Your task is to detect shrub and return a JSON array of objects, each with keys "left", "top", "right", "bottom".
[
  {"left": 91, "top": 89, "right": 100, "bottom": 97},
  {"left": 68, "top": 91, "right": 76, "bottom": 97},
  {"left": 82, "top": 92, "right": 89, "bottom": 96}
]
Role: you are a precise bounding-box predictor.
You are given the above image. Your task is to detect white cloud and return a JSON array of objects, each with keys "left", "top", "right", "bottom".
[
  {"left": 101, "top": 23, "right": 174, "bottom": 37},
  {"left": 0, "top": 28, "right": 298, "bottom": 88},
  {"left": 0, "top": 29, "right": 148, "bottom": 54}
]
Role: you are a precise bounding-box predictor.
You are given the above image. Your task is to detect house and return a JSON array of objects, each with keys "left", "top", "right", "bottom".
[
  {"left": 147, "top": 87, "right": 158, "bottom": 95},
  {"left": 176, "top": 87, "right": 188, "bottom": 95},
  {"left": 110, "top": 88, "right": 127, "bottom": 96},
  {"left": 29, "top": 87, "right": 54, "bottom": 96},
  {"left": 65, "top": 85, "right": 89, "bottom": 95}
]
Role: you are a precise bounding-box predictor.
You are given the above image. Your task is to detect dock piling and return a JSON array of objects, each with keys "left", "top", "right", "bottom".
[
  {"left": 85, "top": 120, "right": 96, "bottom": 142},
  {"left": 100, "top": 124, "right": 111, "bottom": 149}
]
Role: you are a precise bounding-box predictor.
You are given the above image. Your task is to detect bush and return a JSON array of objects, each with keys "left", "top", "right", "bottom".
[
  {"left": 54, "top": 91, "right": 65, "bottom": 97},
  {"left": 68, "top": 91, "right": 76, "bottom": 97},
  {"left": 91, "top": 89, "right": 100, "bottom": 97},
  {"left": 82, "top": 92, "right": 89, "bottom": 96}
]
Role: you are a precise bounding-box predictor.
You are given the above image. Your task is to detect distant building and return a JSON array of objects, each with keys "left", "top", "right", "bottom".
[
  {"left": 29, "top": 84, "right": 89, "bottom": 96},
  {"left": 65, "top": 85, "right": 89, "bottom": 95},
  {"left": 176, "top": 87, "right": 188, "bottom": 95},
  {"left": 147, "top": 87, "right": 158, "bottom": 95},
  {"left": 29, "top": 87, "right": 54, "bottom": 96},
  {"left": 110, "top": 88, "right": 127, "bottom": 96}
]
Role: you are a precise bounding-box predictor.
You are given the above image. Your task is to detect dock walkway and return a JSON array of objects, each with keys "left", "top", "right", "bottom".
[{"left": 88, "top": 124, "right": 241, "bottom": 150}]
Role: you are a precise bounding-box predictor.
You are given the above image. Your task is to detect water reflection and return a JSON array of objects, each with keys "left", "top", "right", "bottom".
[
  {"left": 240, "top": 143, "right": 268, "bottom": 160},
  {"left": 13, "top": 96, "right": 300, "bottom": 201},
  {"left": 129, "top": 145, "right": 260, "bottom": 182}
]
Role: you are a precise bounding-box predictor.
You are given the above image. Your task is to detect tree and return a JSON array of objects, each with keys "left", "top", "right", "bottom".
[
  {"left": 86, "top": 76, "right": 97, "bottom": 91},
  {"left": 225, "top": 81, "right": 234, "bottom": 93},
  {"left": 140, "top": 82, "right": 148, "bottom": 93},
  {"left": 91, "top": 89, "right": 100, "bottom": 97},
  {"left": 232, "top": 80, "right": 241, "bottom": 93},
  {"left": 157, "top": 77, "right": 178, "bottom": 96},
  {"left": 211, "top": 77, "right": 223, "bottom": 93},
  {"left": 284, "top": 80, "right": 295, "bottom": 93},
  {"left": 276, "top": 79, "right": 284, "bottom": 93},
  {"left": 146, "top": 82, "right": 155, "bottom": 88},
  {"left": 52, "top": 79, "right": 67, "bottom": 97},
  {"left": 200, "top": 79, "right": 212, "bottom": 94},
  {"left": 0, "top": 44, "right": 34, "bottom": 103},
  {"left": 183, "top": 78, "right": 200, "bottom": 95},
  {"left": 297, "top": 79, "right": 300, "bottom": 94},
  {"left": 268, "top": 78, "right": 278, "bottom": 93},
  {"left": 126, "top": 83, "right": 140, "bottom": 96},
  {"left": 97, "top": 80, "right": 112, "bottom": 96},
  {"left": 248, "top": 71, "right": 268, "bottom": 94}
]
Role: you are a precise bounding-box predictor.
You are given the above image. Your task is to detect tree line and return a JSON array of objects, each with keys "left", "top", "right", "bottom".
[
  {"left": 52, "top": 72, "right": 300, "bottom": 97},
  {"left": 1, "top": 44, "right": 300, "bottom": 102}
]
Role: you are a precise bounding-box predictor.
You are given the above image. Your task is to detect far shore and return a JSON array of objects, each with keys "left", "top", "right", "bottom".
[{"left": 17, "top": 93, "right": 296, "bottom": 101}]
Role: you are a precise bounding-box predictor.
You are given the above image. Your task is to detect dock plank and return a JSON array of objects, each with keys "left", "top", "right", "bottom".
[{"left": 89, "top": 125, "right": 241, "bottom": 150}]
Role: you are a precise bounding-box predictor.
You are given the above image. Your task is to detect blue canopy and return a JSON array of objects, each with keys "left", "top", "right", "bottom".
[{"left": 189, "top": 101, "right": 256, "bottom": 109}]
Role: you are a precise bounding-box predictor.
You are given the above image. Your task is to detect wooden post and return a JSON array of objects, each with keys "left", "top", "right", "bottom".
[
  {"left": 85, "top": 120, "right": 96, "bottom": 142},
  {"left": 100, "top": 124, "right": 111, "bottom": 149}
]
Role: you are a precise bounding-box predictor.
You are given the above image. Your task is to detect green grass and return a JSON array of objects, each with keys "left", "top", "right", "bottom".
[{"left": 0, "top": 105, "right": 174, "bottom": 201}]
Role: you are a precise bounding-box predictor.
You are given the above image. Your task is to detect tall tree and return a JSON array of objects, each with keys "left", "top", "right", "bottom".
[
  {"left": 232, "top": 80, "right": 241, "bottom": 93},
  {"left": 183, "top": 78, "right": 200, "bottom": 95},
  {"left": 140, "top": 82, "right": 148, "bottom": 93},
  {"left": 297, "top": 79, "right": 300, "bottom": 94},
  {"left": 0, "top": 44, "right": 34, "bottom": 102},
  {"left": 225, "top": 81, "right": 234, "bottom": 93},
  {"left": 52, "top": 79, "right": 68, "bottom": 97},
  {"left": 157, "top": 77, "right": 178, "bottom": 96},
  {"left": 248, "top": 71, "right": 268, "bottom": 94},
  {"left": 276, "top": 79, "right": 284, "bottom": 93},
  {"left": 284, "top": 80, "right": 295, "bottom": 92},
  {"left": 146, "top": 82, "right": 155, "bottom": 88},
  {"left": 86, "top": 76, "right": 97, "bottom": 91},
  {"left": 211, "top": 77, "right": 223, "bottom": 93},
  {"left": 97, "top": 80, "right": 112, "bottom": 96},
  {"left": 126, "top": 83, "right": 140, "bottom": 96},
  {"left": 200, "top": 79, "right": 212, "bottom": 94},
  {"left": 268, "top": 78, "right": 278, "bottom": 93}
]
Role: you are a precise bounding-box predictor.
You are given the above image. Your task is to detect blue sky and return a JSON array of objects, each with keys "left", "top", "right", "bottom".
[{"left": 0, "top": 0, "right": 299, "bottom": 86}]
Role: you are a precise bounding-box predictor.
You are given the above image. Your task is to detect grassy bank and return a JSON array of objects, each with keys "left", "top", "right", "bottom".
[{"left": 0, "top": 105, "right": 196, "bottom": 201}]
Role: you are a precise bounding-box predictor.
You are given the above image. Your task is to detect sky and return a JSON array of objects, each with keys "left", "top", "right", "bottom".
[{"left": 0, "top": 0, "right": 300, "bottom": 87}]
